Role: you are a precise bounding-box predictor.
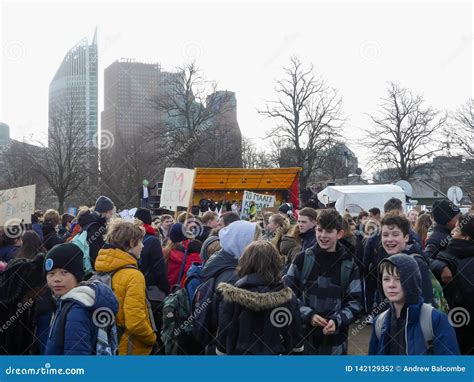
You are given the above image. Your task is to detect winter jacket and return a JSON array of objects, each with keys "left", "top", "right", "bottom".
[
  {"left": 44, "top": 282, "right": 119, "bottom": 355},
  {"left": 95, "top": 245, "right": 157, "bottom": 355},
  {"left": 299, "top": 230, "right": 316, "bottom": 251},
  {"left": 195, "top": 226, "right": 212, "bottom": 243},
  {"left": 167, "top": 241, "right": 201, "bottom": 288},
  {"left": 285, "top": 243, "right": 363, "bottom": 355},
  {"left": 0, "top": 245, "right": 19, "bottom": 263},
  {"left": 434, "top": 239, "right": 474, "bottom": 354},
  {"left": 42, "top": 222, "right": 66, "bottom": 251},
  {"left": 0, "top": 254, "right": 46, "bottom": 355},
  {"left": 425, "top": 224, "right": 452, "bottom": 260},
  {"left": 78, "top": 210, "right": 107, "bottom": 270},
  {"left": 278, "top": 235, "right": 301, "bottom": 271},
  {"left": 139, "top": 227, "right": 169, "bottom": 294},
  {"left": 31, "top": 222, "right": 44, "bottom": 241},
  {"left": 402, "top": 242, "right": 434, "bottom": 306},
  {"left": 216, "top": 274, "right": 304, "bottom": 355},
  {"left": 369, "top": 254, "right": 459, "bottom": 355}
]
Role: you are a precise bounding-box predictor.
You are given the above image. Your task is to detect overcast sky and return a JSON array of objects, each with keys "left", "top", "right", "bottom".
[{"left": 1, "top": 0, "right": 472, "bottom": 173}]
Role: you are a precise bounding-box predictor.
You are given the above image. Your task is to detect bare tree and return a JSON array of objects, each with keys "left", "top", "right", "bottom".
[
  {"left": 29, "top": 102, "right": 91, "bottom": 212},
  {"left": 452, "top": 98, "right": 474, "bottom": 159},
  {"left": 148, "top": 61, "right": 236, "bottom": 168},
  {"left": 259, "top": 56, "right": 344, "bottom": 190},
  {"left": 241, "top": 137, "right": 274, "bottom": 168},
  {"left": 363, "top": 82, "right": 447, "bottom": 181}
]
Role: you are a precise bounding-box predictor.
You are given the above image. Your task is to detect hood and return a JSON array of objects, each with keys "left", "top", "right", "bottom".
[
  {"left": 94, "top": 246, "right": 138, "bottom": 273},
  {"left": 200, "top": 249, "right": 237, "bottom": 279},
  {"left": 445, "top": 238, "right": 474, "bottom": 259},
  {"left": 218, "top": 220, "right": 257, "bottom": 259},
  {"left": 61, "top": 282, "right": 118, "bottom": 315},
  {"left": 78, "top": 210, "right": 105, "bottom": 228},
  {"left": 143, "top": 224, "right": 156, "bottom": 235},
  {"left": 379, "top": 253, "right": 421, "bottom": 306},
  {"left": 217, "top": 280, "right": 292, "bottom": 311},
  {"left": 403, "top": 240, "right": 422, "bottom": 255}
]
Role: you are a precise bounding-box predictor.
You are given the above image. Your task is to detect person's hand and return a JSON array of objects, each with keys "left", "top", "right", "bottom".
[
  {"left": 311, "top": 314, "right": 328, "bottom": 327},
  {"left": 441, "top": 266, "right": 453, "bottom": 284},
  {"left": 323, "top": 319, "right": 336, "bottom": 335}
]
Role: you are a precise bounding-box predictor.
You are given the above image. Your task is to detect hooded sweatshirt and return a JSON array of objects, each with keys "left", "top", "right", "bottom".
[
  {"left": 369, "top": 254, "right": 460, "bottom": 355},
  {"left": 44, "top": 282, "right": 118, "bottom": 355}
]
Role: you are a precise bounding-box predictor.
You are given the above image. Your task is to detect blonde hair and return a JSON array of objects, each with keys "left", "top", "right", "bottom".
[{"left": 105, "top": 218, "right": 145, "bottom": 251}]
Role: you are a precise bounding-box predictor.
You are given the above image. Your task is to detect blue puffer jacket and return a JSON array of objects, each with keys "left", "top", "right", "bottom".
[
  {"left": 368, "top": 254, "right": 459, "bottom": 355},
  {"left": 44, "top": 282, "right": 118, "bottom": 355}
]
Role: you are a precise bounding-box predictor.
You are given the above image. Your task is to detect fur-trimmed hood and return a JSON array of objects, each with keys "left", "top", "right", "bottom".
[{"left": 217, "top": 282, "right": 293, "bottom": 311}]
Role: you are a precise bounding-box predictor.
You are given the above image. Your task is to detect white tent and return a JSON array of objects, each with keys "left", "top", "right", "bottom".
[{"left": 317, "top": 184, "right": 406, "bottom": 215}]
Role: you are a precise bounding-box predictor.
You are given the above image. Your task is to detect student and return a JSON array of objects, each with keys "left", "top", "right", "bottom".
[
  {"left": 42, "top": 209, "right": 66, "bottom": 251},
  {"left": 431, "top": 213, "right": 474, "bottom": 354},
  {"left": 158, "top": 214, "right": 174, "bottom": 246},
  {"left": 94, "top": 219, "right": 157, "bottom": 355},
  {"left": 380, "top": 213, "right": 435, "bottom": 307},
  {"left": 78, "top": 196, "right": 116, "bottom": 270},
  {"left": 285, "top": 209, "right": 362, "bottom": 355},
  {"left": 196, "top": 211, "right": 219, "bottom": 243},
  {"left": 369, "top": 254, "right": 459, "bottom": 355},
  {"left": 216, "top": 241, "right": 303, "bottom": 355},
  {"left": 44, "top": 243, "right": 118, "bottom": 355},
  {"left": 297, "top": 207, "right": 318, "bottom": 251}
]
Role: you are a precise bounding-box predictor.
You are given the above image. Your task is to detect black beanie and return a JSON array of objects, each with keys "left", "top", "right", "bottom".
[
  {"left": 170, "top": 223, "right": 187, "bottom": 243},
  {"left": 432, "top": 199, "right": 461, "bottom": 225},
  {"left": 135, "top": 208, "right": 152, "bottom": 225},
  {"left": 44, "top": 243, "right": 84, "bottom": 282},
  {"left": 95, "top": 195, "right": 115, "bottom": 214}
]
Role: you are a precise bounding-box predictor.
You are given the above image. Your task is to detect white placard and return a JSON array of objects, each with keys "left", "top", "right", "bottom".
[
  {"left": 159, "top": 168, "right": 195, "bottom": 211},
  {"left": 240, "top": 190, "right": 276, "bottom": 219},
  {"left": 0, "top": 185, "right": 36, "bottom": 225}
]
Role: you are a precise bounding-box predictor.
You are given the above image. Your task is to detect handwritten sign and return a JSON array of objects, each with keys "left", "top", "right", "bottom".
[
  {"left": 240, "top": 190, "right": 276, "bottom": 219},
  {"left": 0, "top": 185, "right": 36, "bottom": 226},
  {"left": 159, "top": 168, "right": 195, "bottom": 211}
]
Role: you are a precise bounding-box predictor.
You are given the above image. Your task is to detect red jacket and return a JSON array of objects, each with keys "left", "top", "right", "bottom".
[{"left": 167, "top": 240, "right": 201, "bottom": 288}]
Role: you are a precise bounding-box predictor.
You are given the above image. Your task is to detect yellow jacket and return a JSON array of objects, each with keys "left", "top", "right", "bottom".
[{"left": 95, "top": 246, "right": 157, "bottom": 355}]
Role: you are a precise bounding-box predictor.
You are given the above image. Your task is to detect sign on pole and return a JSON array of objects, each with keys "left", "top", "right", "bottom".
[
  {"left": 0, "top": 185, "right": 36, "bottom": 226},
  {"left": 159, "top": 168, "right": 195, "bottom": 212},
  {"left": 240, "top": 190, "right": 276, "bottom": 219}
]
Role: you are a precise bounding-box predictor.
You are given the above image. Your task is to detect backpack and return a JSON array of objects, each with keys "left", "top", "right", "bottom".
[
  {"left": 412, "top": 254, "right": 449, "bottom": 313},
  {"left": 55, "top": 295, "right": 118, "bottom": 356},
  {"left": 191, "top": 265, "right": 235, "bottom": 347},
  {"left": 299, "top": 247, "right": 354, "bottom": 303},
  {"left": 89, "top": 265, "right": 157, "bottom": 346},
  {"left": 375, "top": 303, "right": 434, "bottom": 354},
  {"left": 70, "top": 222, "right": 100, "bottom": 276},
  {"left": 160, "top": 248, "right": 194, "bottom": 355}
]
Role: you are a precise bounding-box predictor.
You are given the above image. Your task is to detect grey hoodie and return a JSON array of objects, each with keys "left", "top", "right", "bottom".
[{"left": 219, "top": 220, "right": 258, "bottom": 259}]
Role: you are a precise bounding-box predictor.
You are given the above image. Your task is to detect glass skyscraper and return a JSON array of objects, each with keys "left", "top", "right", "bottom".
[{"left": 48, "top": 28, "right": 98, "bottom": 153}]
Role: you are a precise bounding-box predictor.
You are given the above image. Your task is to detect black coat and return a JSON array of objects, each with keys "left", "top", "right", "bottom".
[
  {"left": 216, "top": 274, "right": 304, "bottom": 355},
  {"left": 139, "top": 233, "right": 170, "bottom": 294},
  {"left": 0, "top": 254, "right": 46, "bottom": 355},
  {"left": 434, "top": 239, "right": 474, "bottom": 355},
  {"left": 425, "top": 224, "right": 452, "bottom": 260},
  {"left": 78, "top": 211, "right": 107, "bottom": 270},
  {"left": 42, "top": 222, "right": 66, "bottom": 251}
]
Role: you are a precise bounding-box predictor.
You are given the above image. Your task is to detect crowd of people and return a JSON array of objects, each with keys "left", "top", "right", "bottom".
[{"left": 0, "top": 195, "right": 472, "bottom": 356}]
